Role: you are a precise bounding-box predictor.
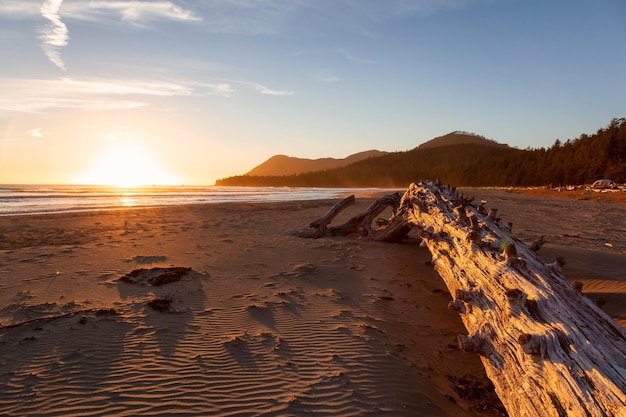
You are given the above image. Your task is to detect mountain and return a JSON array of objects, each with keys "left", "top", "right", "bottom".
[
  {"left": 245, "top": 150, "right": 387, "bottom": 176},
  {"left": 244, "top": 132, "right": 499, "bottom": 177},
  {"left": 417, "top": 131, "right": 509, "bottom": 150},
  {"left": 215, "top": 119, "right": 626, "bottom": 187},
  {"left": 216, "top": 132, "right": 517, "bottom": 187}
]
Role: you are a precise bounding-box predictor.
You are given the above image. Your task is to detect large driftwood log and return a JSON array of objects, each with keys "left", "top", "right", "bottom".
[{"left": 309, "top": 181, "right": 626, "bottom": 417}]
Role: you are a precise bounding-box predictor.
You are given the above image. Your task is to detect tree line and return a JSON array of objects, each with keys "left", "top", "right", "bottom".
[{"left": 216, "top": 118, "right": 626, "bottom": 187}]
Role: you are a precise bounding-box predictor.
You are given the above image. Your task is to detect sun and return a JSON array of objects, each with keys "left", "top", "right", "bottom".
[{"left": 73, "top": 145, "right": 182, "bottom": 187}]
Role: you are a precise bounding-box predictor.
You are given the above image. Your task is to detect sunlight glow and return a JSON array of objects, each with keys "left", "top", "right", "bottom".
[{"left": 73, "top": 145, "right": 182, "bottom": 187}]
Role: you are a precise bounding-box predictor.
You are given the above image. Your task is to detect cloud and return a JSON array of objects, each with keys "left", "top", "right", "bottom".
[
  {"left": 318, "top": 74, "right": 340, "bottom": 83},
  {"left": 0, "top": 76, "right": 246, "bottom": 114},
  {"left": 0, "top": 1, "right": 41, "bottom": 16},
  {"left": 189, "top": 0, "right": 294, "bottom": 34},
  {"left": 60, "top": 1, "right": 202, "bottom": 25},
  {"left": 0, "top": 77, "right": 197, "bottom": 113},
  {"left": 183, "top": 0, "right": 485, "bottom": 35},
  {"left": 56, "top": 77, "right": 194, "bottom": 96},
  {"left": 39, "top": 0, "right": 68, "bottom": 70},
  {"left": 344, "top": 52, "right": 375, "bottom": 64},
  {"left": 252, "top": 83, "right": 294, "bottom": 96},
  {"left": 203, "top": 83, "right": 236, "bottom": 97},
  {"left": 0, "top": 75, "right": 291, "bottom": 114},
  {"left": 27, "top": 128, "right": 44, "bottom": 138},
  {"left": 2, "top": 97, "right": 147, "bottom": 114}
]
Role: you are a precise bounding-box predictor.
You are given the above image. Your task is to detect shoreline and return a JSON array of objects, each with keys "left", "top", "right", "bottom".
[
  {"left": 0, "top": 186, "right": 403, "bottom": 217},
  {"left": 498, "top": 186, "right": 625, "bottom": 203},
  {"left": 2, "top": 183, "right": 622, "bottom": 218}
]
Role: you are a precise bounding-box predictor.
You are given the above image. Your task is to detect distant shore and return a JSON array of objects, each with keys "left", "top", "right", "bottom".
[{"left": 511, "top": 186, "right": 626, "bottom": 203}]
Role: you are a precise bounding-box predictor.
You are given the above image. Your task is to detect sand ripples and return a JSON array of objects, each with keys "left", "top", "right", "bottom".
[{"left": 0, "top": 265, "right": 452, "bottom": 417}]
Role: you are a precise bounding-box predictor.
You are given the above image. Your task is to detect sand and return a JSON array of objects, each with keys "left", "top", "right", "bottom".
[{"left": 1, "top": 189, "right": 624, "bottom": 416}]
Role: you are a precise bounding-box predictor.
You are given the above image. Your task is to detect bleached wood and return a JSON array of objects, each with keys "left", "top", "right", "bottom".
[{"left": 390, "top": 181, "right": 626, "bottom": 417}]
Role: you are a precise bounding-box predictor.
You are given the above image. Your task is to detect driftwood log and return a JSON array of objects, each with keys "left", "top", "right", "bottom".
[
  {"left": 308, "top": 192, "right": 402, "bottom": 239},
  {"left": 308, "top": 180, "right": 626, "bottom": 417}
]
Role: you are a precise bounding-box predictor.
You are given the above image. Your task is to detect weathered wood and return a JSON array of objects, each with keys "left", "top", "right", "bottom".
[
  {"left": 309, "top": 194, "right": 355, "bottom": 238},
  {"left": 394, "top": 181, "right": 626, "bottom": 417},
  {"left": 308, "top": 180, "right": 626, "bottom": 417},
  {"left": 309, "top": 192, "right": 402, "bottom": 239}
]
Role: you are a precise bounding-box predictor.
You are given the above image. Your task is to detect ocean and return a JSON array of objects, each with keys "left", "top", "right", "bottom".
[{"left": 0, "top": 184, "right": 375, "bottom": 216}]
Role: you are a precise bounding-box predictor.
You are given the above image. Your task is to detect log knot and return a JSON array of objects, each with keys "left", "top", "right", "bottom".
[
  {"left": 518, "top": 329, "right": 570, "bottom": 358},
  {"left": 529, "top": 235, "right": 546, "bottom": 252},
  {"left": 454, "top": 288, "right": 482, "bottom": 304},
  {"left": 448, "top": 298, "right": 466, "bottom": 314},
  {"left": 457, "top": 325, "right": 501, "bottom": 368},
  {"left": 524, "top": 298, "right": 548, "bottom": 323},
  {"left": 506, "top": 288, "right": 527, "bottom": 315},
  {"left": 518, "top": 333, "right": 541, "bottom": 355},
  {"left": 458, "top": 333, "right": 488, "bottom": 355},
  {"left": 546, "top": 256, "right": 567, "bottom": 273}
]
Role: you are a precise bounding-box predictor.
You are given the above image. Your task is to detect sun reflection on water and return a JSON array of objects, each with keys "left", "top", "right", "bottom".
[{"left": 119, "top": 197, "right": 137, "bottom": 206}]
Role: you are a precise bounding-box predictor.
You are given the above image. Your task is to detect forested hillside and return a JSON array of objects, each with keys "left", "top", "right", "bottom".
[
  {"left": 476, "top": 118, "right": 626, "bottom": 186},
  {"left": 216, "top": 118, "right": 626, "bottom": 187},
  {"left": 245, "top": 150, "right": 386, "bottom": 176}
]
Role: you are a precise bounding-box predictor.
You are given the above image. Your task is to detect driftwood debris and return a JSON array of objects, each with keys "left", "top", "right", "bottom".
[
  {"left": 308, "top": 180, "right": 626, "bottom": 417},
  {"left": 308, "top": 192, "right": 402, "bottom": 239}
]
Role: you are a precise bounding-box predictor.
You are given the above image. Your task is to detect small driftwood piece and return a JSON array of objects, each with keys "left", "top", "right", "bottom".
[
  {"left": 309, "top": 192, "right": 401, "bottom": 239},
  {"left": 308, "top": 180, "right": 626, "bottom": 417},
  {"left": 309, "top": 194, "right": 355, "bottom": 238}
]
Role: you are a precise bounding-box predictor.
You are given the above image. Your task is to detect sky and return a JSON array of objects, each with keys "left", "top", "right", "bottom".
[{"left": 1, "top": 0, "right": 625, "bottom": 186}]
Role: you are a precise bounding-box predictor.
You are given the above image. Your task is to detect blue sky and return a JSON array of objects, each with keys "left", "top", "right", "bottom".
[{"left": 1, "top": 0, "right": 625, "bottom": 185}]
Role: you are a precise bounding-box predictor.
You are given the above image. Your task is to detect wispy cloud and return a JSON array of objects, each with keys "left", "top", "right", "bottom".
[
  {"left": 252, "top": 83, "right": 294, "bottom": 96},
  {"left": 0, "top": 76, "right": 254, "bottom": 114},
  {"left": 0, "top": 77, "right": 195, "bottom": 113},
  {"left": 185, "top": 0, "right": 485, "bottom": 35},
  {"left": 60, "top": 1, "right": 202, "bottom": 25},
  {"left": 27, "top": 128, "right": 44, "bottom": 138},
  {"left": 386, "top": 0, "right": 482, "bottom": 16},
  {"left": 318, "top": 74, "right": 340, "bottom": 83},
  {"left": 40, "top": 0, "right": 68, "bottom": 70},
  {"left": 296, "top": 48, "right": 376, "bottom": 66},
  {"left": 344, "top": 52, "right": 375, "bottom": 64},
  {"left": 191, "top": 0, "right": 294, "bottom": 35},
  {"left": 0, "top": 1, "right": 41, "bottom": 16},
  {"left": 201, "top": 83, "right": 236, "bottom": 97}
]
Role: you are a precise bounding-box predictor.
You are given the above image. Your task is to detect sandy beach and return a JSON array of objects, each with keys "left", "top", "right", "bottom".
[{"left": 1, "top": 189, "right": 624, "bottom": 416}]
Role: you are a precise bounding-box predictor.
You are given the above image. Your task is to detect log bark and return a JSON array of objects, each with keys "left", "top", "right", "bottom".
[{"left": 308, "top": 180, "right": 626, "bottom": 417}]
